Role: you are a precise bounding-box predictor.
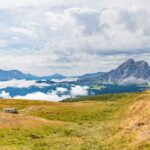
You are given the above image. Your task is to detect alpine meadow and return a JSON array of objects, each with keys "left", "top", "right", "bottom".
[{"left": 0, "top": 0, "right": 149, "bottom": 150}]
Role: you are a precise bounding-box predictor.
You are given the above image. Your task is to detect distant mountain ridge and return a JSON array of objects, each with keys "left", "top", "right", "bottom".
[
  {"left": 0, "top": 69, "right": 66, "bottom": 81},
  {"left": 0, "top": 69, "right": 37, "bottom": 81},
  {"left": 39, "top": 73, "right": 66, "bottom": 80},
  {"left": 78, "top": 59, "right": 150, "bottom": 85},
  {"left": 99, "top": 59, "right": 150, "bottom": 84},
  {"left": 105, "top": 59, "right": 150, "bottom": 79},
  {"left": 78, "top": 72, "right": 105, "bottom": 80},
  {"left": 1, "top": 58, "right": 150, "bottom": 85}
]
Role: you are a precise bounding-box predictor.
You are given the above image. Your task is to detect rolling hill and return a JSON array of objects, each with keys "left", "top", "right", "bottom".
[{"left": 0, "top": 91, "right": 149, "bottom": 149}]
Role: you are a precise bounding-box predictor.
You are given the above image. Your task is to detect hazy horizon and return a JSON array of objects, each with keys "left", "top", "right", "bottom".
[{"left": 0, "top": 58, "right": 149, "bottom": 77}]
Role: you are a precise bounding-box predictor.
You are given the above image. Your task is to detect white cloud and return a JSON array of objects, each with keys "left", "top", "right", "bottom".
[
  {"left": 0, "top": 79, "right": 49, "bottom": 89},
  {"left": 71, "top": 85, "right": 89, "bottom": 97},
  {"left": 0, "top": 91, "right": 11, "bottom": 98},
  {"left": 14, "top": 91, "right": 69, "bottom": 101},
  {"left": 0, "top": 1, "right": 149, "bottom": 75},
  {"left": 0, "top": 0, "right": 149, "bottom": 9},
  {"left": 52, "top": 78, "right": 78, "bottom": 82},
  {"left": 120, "top": 76, "right": 148, "bottom": 85},
  {"left": 66, "top": 7, "right": 100, "bottom": 35},
  {"left": 56, "top": 87, "right": 68, "bottom": 92},
  {"left": 9, "top": 27, "right": 37, "bottom": 40},
  {"left": 0, "top": 84, "right": 90, "bottom": 101},
  {"left": 0, "top": 90, "right": 70, "bottom": 101}
]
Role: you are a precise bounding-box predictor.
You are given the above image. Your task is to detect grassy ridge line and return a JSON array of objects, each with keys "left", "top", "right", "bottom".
[{"left": 62, "top": 92, "right": 139, "bottom": 102}]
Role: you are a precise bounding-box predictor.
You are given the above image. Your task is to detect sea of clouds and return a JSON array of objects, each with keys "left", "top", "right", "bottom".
[{"left": 0, "top": 80, "right": 89, "bottom": 101}]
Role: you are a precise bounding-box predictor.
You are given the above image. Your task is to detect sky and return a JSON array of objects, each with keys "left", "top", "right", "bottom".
[{"left": 0, "top": 0, "right": 150, "bottom": 76}]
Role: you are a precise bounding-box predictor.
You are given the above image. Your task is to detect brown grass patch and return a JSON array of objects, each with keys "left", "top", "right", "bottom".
[
  {"left": 119, "top": 98, "right": 150, "bottom": 147},
  {"left": 0, "top": 112, "right": 64, "bottom": 129}
]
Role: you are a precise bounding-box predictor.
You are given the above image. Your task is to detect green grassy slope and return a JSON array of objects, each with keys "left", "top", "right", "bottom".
[{"left": 0, "top": 91, "right": 149, "bottom": 150}]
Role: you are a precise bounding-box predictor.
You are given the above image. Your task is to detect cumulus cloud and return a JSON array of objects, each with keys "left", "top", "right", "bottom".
[
  {"left": 52, "top": 78, "right": 78, "bottom": 82},
  {"left": 14, "top": 91, "right": 70, "bottom": 101},
  {"left": 56, "top": 87, "right": 68, "bottom": 93},
  {"left": 13, "top": 85, "right": 89, "bottom": 101},
  {"left": 0, "top": 90, "right": 70, "bottom": 101},
  {"left": 0, "top": 91, "right": 11, "bottom": 98},
  {"left": 66, "top": 8, "right": 100, "bottom": 35},
  {"left": 70, "top": 85, "right": 89, "bottom": 97},
  {"left": 0, "top": 84, "right": 89, "bottom": 101},
  {"left": 0, "top": 1, "right": 149, "bottom": 76},
  {"left": 0, "top": 79, "right": 49, "bottom": 89}
]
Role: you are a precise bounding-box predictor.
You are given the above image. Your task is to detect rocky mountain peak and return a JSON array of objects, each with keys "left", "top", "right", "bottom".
[{"left": 100, "top": 59, "right": 150, "bottom": 83}]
